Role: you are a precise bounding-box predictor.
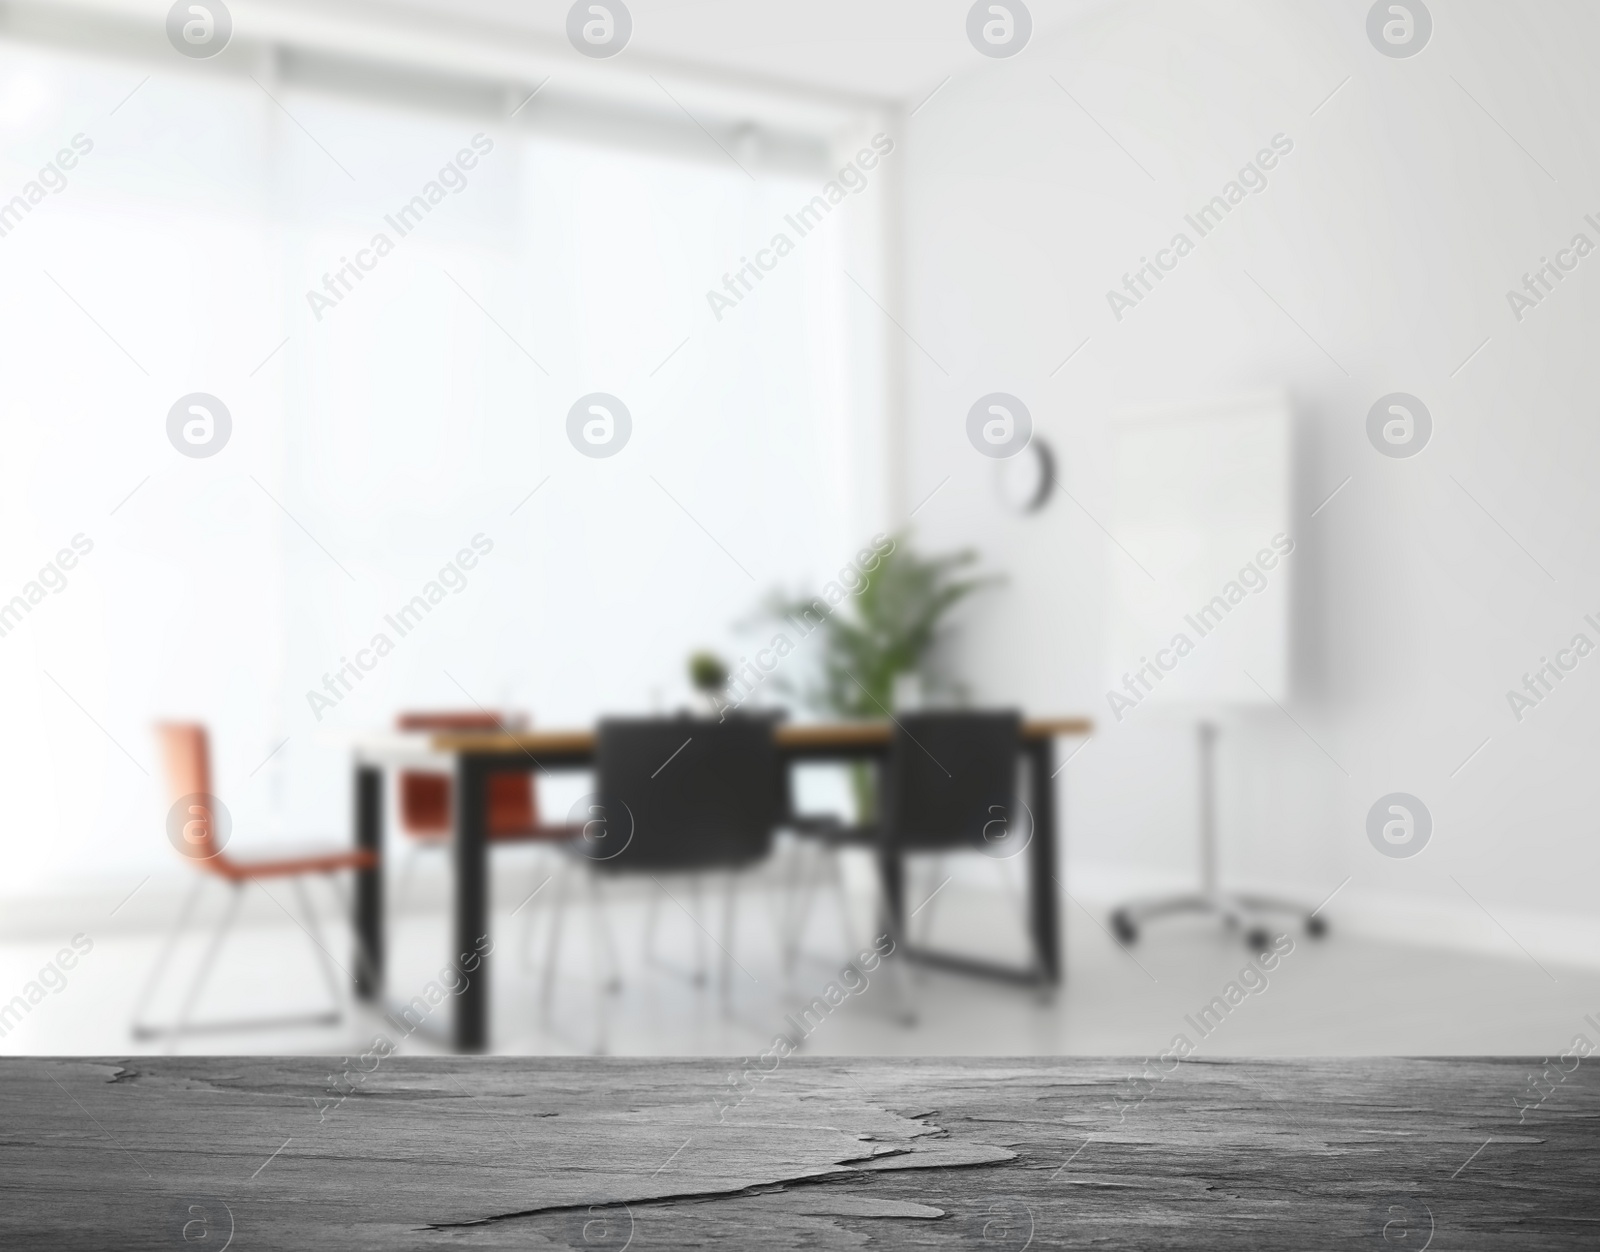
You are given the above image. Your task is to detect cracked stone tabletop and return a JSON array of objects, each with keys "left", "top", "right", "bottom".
[{"left": 1, "top": 1057, "right": 1597, "bottom": 1248}]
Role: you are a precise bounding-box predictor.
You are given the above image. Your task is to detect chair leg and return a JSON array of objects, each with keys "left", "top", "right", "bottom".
[
  {"left": 994, "top": 854, "right": 1025, "bottom": 911},
  {"left": 783, "top": 841, "right": 822, "bottom": 977},
  {"left": 828, "top": 849, "right": 857, "bottom": 957},
  {"left": 540, "top": 859, "right": 571, "bottom": 1021},
  {"left": 129, "top": 875, "right": 206, "bottom": 1038},
  {"left": 591, "top": 875, "right": 622, "bottom": 994},
  {"left": 690, "top": 874, "right": 707, "bottom": 987},
  {"left": 774, "top": 836, "right": 802, "bottom": 974},
  {"left": 866, "top": 875, "right": 917, "bottom": 1028},
  {"left": 642, "top": 886, "right": 659, "bottom": 966},
  {"left": 394, "top": 843, "right": 420, "bottom": 914},
  {"left": 291, "top": 876, "right": 345, "bottom": 1017},
  {"left": 993, "top": 855, "right": 1031, "bottom": 951},
  {"left": 520, "top": 849, "right": 553, "bottom": 973},
  {"left": 587, "top": 871, "right": 608, "bottom": 1054},
  {"left": 916, "top": 854, "right": 945, "bottom": 945},
  {"left": 327, "top": 869, "right": 377, "bottom": 998},
  {"left": 720, "top": 870, "right": 737, "bottom": 1011},
  {"left": 171, "top": 883, "right": 245, "bottom": 1048},
  {"left": 881, "top": 935, "right": 918, "bottom": 1027},
  {"left": 771, "top": 835, "right": 791, "bottom": 944},
  {"left": 778, "top": 845, "right": 800, "bottom": 977}
]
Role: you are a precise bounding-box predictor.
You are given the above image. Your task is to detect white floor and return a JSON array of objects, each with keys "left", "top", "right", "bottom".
[{"left": 4, "top": 858, "right": 1597, "bottom": 1059}]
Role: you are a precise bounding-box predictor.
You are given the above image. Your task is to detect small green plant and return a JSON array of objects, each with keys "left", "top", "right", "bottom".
[{"left": 688, "top": 650, "right": 730, "bottom": 700}]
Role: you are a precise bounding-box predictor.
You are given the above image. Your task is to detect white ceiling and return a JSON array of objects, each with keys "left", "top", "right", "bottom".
[
  {"left": 25, "top": 0, "right": 1112, "bottom": 142},
  {"left": 342, "top": 0, "right": 1110, "bottom": 105}
]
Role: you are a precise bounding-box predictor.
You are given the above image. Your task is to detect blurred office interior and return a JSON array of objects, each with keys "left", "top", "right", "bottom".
[{"left": 2, "top": 0, "right": 1599, "bottom": 1058}]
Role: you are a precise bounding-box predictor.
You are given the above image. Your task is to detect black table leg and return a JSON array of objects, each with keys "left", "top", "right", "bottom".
[
  {"left": 453, "top": 754, "right": 490, "bottom": 1052},
  {"left": 354, "top": 764, "right": 384, "bottom": 1001},
  {"left": 877, "top": 845, "right": 906, "bottom": 947},
  {"left": 1027, "top": 737, "right": 1061, "bottom": 984}
]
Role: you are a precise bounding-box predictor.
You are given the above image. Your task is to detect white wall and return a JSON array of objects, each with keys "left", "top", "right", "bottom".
[{"left": 902, "top": 0, "right": 1600, "bottom": 963}]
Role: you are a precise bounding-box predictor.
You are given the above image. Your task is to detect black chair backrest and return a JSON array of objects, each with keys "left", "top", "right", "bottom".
[
  {"left": 882, "top": 711, "right": 1022, "bottom": 851},
  {"left": 592, "top": 716, "right": 779, "bottom": 873}
]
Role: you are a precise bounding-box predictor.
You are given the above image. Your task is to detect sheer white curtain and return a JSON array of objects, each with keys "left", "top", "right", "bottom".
[{"left": 0, "top": 36, "right": 885, "bottom": 892}]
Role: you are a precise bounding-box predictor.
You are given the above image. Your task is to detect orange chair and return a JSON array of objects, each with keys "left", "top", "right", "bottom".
[
  {"left": 394, "top": 711, "right": 581, "bottom": 911},
  {"left": 131, "top": 723, "right": 377, "bottom": 1042}
]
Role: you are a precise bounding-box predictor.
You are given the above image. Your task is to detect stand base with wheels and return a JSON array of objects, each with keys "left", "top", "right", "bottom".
[
  {"left": 1111, "top": 891, "right": 1328, "bottom": 953},
  {"left": 1109, "top": 721, "right": 1329, "bottom": 953}
]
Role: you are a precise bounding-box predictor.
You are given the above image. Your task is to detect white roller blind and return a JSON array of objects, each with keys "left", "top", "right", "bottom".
[{"left": 0, "top": 36, "right": 884, "bottom": 891}]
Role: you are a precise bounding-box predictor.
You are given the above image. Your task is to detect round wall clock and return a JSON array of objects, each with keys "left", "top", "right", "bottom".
[{"left": 994, "top": 437, "right": 1055, "bottom": 514}]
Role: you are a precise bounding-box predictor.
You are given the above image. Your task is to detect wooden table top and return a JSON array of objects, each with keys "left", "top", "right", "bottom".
[
  {"left": 3, "top": 1056, "right": 1592, "bottom": 1249},
  {"left": 429, "top": 716, "right": 1092, "bottom": 754}
]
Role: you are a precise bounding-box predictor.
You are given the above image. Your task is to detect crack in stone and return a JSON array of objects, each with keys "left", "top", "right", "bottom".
[{"left": 421, "top": 1141, "right": 1012, "bottom": 1231}]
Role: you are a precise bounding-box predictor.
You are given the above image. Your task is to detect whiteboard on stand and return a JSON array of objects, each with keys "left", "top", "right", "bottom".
[{"left": 1105, "top": 393, "right": 1293, "bottom": 715}]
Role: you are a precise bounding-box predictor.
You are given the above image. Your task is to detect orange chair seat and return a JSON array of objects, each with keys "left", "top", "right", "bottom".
[{"left": 204, "top": 847, "right": 378, "bottom": 882}]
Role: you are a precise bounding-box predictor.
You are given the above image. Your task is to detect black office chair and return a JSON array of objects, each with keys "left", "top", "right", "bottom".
[
  {"left": 787, "top": 711, "right": 1030, "bottom": 987},
  {"left": 538, "top": 715, "right": 779, "bottom": 1051}
]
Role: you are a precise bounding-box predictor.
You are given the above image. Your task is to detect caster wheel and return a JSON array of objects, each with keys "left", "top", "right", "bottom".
[
  {"left": 1111, "top": 910, "right": 1137, "bottom": 945},
  {"left": 1245, "top": 927, "right": 1272, "bottom": 953},
  {"left": 1307, "top": 914, "right": 1328, "bottom": 938}
]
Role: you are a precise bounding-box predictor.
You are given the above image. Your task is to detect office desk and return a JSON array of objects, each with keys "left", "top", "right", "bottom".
[
  {"left": 5, "top": 1056, "right": 1592, "bottom": 1249},
  {"left": 353, "top": 717, "right": 1090, "bottom": 1051}
]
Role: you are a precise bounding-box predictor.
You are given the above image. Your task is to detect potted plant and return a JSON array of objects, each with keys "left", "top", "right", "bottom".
[
  {"left": 687, "top": 650, "right": 731, "bottom": 716},
  {"left": 758, "top": 534, "right": 998, "bottom": 820}
]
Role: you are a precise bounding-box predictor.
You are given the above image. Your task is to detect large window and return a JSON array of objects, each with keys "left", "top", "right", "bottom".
[{"left": 0, "top": 36, "right": 888, "bottom": 890}]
